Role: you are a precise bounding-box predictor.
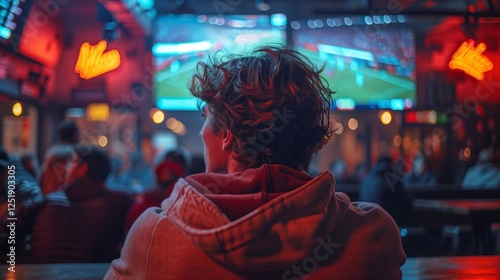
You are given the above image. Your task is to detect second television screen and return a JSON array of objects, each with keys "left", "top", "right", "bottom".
[{"left": 293, "top": 17, "right": 416, "bottom": 109}]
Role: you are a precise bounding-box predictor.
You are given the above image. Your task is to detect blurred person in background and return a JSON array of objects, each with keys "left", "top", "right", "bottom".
[
  {"left": 106, "top": 46, "right": 406, "bottom": 279},
  {"left": 47, "top": 120, "right": 79, "bottom": 150},
  {"left": 20, "top": 154, "right": 40, "bottom": 179},
  {"left": 404, "top": 152, "right": 437, "bottom": 189},
  {"left": 125, "top": 152, "right": 155, "bottom": 194},
  {"left": 0, "top": 146, "right": 43, "bottom": 261},
  {"left": 353, "top": 162, "right": 369, "bottom": 185},
  {"left": 39, "top": 145, "right": 74, "bottom": 195},
  {"left": 124, "top": 148, "right": 191, "bottom": 231},
  {"left": 41, "top": 120, "right": 80, "bottom": 195},
  {"left": 359, "top": 155, "right": 413, "bottom": 226},
  {"left": 24, "top": 145, "right": 133, "bottom": 263},
  {"left": 112, "top": 125, "right": 137, "bottom": 167},
  {"left": 462, "top": 148, "right": 500, "bottom": 189},
  {"left": 106, "top": 156, "right": 133, "bottom": 194},
  {"left": 189, "top": 154, "right": 206, "bottom": 175},
  {"left": 330, "top": 158, "right": 357, "bottom": 185},
  {"left": 0, "top": 145, "right": 42, "bottom": 220}
]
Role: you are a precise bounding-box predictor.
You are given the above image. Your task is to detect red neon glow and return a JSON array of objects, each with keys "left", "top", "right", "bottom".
[
  {"left": 449, "top": 42, "right": 493, "bottom": 80},
  {"left": 75, "top": 40, "right": 121, "bottom": 79},
  {"left": 405, "top": 111, "right": 417, "bottom": 123}
]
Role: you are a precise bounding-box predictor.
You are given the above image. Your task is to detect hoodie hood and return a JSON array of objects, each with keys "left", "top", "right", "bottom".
[{"left": 162, "top": 164, "right": 350, "bottom": 272}]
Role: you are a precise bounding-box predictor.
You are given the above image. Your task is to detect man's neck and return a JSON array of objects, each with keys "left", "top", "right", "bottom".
[{"left": 227, "top": 155, "right": 245, "bottom": 174}]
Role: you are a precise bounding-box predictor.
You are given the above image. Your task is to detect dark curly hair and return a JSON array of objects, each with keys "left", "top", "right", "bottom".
[{"left": 190, "top": 45, "right": 333, "bottom": 171}]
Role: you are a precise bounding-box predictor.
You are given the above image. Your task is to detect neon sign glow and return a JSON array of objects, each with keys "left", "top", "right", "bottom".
[
  {"left": 449, "top": 41, "right": 493, "bottom": 81},
  {"left": 75, "top": 40, "right": 121, "bottom": 79}
]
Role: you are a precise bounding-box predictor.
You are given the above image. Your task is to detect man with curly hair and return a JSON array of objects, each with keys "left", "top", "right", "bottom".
[{"left": 106, "top": 46, "right": 406, "bottom": 279}]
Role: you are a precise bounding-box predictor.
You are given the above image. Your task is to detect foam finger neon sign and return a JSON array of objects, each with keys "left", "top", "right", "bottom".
[
  {"left": 75, "top": 40, "right": 121, "bottom": 79},
  {"left": 449, "top": 41, "right": 493, "bottom": 81}
]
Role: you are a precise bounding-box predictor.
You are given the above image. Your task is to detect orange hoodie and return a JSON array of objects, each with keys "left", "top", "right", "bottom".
[{"left": 105, "top": 164, "right": 406, "bottom": 279}]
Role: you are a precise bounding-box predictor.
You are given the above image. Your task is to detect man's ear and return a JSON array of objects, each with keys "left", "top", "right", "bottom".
[{"left": 222, "top": 130, "right": 235, "bottom": 152}]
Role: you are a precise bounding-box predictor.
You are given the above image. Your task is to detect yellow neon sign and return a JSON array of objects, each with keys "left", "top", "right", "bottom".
[
  {"left": 449, "top": 41, "right": 493, "bottom": 80},
  {"left": 75, "top": 40, "right": 121, "bottom": 79}
]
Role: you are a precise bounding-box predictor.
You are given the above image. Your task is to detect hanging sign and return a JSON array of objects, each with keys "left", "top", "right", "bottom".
[
  {"left": 75, "top": 40, "right": 121, "bottom": 79},
  {"left": 449, "top": 41, "right": 493, "bottom": 80}
]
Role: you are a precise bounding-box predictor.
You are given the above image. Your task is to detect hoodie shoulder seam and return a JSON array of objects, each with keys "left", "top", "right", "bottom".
[
  {"left": 143, "top": 209, "right": 168, "bottom": 279},
  {"left": 348, "top": 202, "right": 395, "bottom": 279}
]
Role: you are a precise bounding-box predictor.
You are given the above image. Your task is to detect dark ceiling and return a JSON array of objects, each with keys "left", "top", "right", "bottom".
[
  {"left": 155, "top": 0, "right": 500, "bottom": 17},
  {"left": 55, "top": 0, "right": 499, "bottom": 39}
]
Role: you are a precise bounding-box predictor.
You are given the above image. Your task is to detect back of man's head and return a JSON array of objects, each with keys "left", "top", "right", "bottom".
[
  {"left": 190, "top": 45, "right": 333, "bottom": 171},
  {"left": 58, "top": 121, "right": 79, "bottom": 144},
  {"left": 75, "top": 145, "right": 111, "bottom": 181}
]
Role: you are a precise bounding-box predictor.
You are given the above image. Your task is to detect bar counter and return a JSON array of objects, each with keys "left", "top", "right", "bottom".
[{"left": 1, "top": 255, "right": 499, "bottom": 279}]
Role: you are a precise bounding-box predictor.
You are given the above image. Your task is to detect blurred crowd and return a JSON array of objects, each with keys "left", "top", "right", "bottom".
[
  {"left": 0, "top": 120, "right": 200, "bottom": 264},
  {"left": 330, "top": 148, "right": 500, "bottom": 226}
]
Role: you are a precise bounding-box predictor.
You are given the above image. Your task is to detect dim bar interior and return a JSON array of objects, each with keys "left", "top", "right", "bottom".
[{"left": 0, "top": 0, "right": 499, "bottom": 278}]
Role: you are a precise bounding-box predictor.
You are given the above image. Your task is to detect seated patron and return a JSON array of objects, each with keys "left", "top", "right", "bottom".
[
  {"left": 20, "top": 154, "right": 40, "bottom": 179},
  {"left": 462, "top": 148, "right": 500, "bottom": 189},
  {"left": 0, "top": 146, "right": 43, "bottom": 255},
  {"left": 124, "top": 149, "right": 189, "bottom": 231},
  {"left": 106, "top": 46, "right": 406, "bottom": 279},
  {"left": 39, "top": 145, "right": 74, "bottom": 195},
  {"left": 359, "top": 155, "right": 413, "bottom": 226},
  {"left": 124, "top": 152, "right": 155, "bottom": 194},
  {"left": 106, "top": 156, "right": 133, "bottom": 194},
  {"left": 27, "top": 145, "right": 133, "bottom": 263},
  {"left": 404, "top": 152, "right": 437, "bottom": 189}
]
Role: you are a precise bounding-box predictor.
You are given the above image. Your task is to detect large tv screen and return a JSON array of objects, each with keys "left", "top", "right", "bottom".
[
  {"left": 292, "top": 16, "right": 416, "bottom": 110},
  {"left": 153, "top": 14, "right": 286, "bottom": 110}
]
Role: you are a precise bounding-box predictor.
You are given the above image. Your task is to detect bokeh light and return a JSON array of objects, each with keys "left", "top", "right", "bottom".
[
  {"left": 12, "top": 102, "right": 22, "bottom": 116},
  {"left": 152, "top": 110, "right": 165, "bottom": 124},
  {"left": 98, "top": 136, "right": 108, "bottom": 147},
  {"left": 380, "top": 111, "right": 392, "bottom": 125},
  {"left": 393, "top": 135, "right": 402, "bottom": 147},
  {"left": 348, "top": 118, "right": 358, "bottom": 130},
  {"left": 464, "top": 147, "right": 471, "bottom": 159}
]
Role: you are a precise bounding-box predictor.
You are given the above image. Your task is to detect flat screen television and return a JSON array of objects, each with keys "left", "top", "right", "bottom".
[
  {"left": 0, "top": 0, "right": 34, "bottom": 50},
  {"left": 292, "top": 16, "right": 416, "bottom": 110},
  {"left": 153, "top": 14, "right": 287, "bottom": 111}
]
